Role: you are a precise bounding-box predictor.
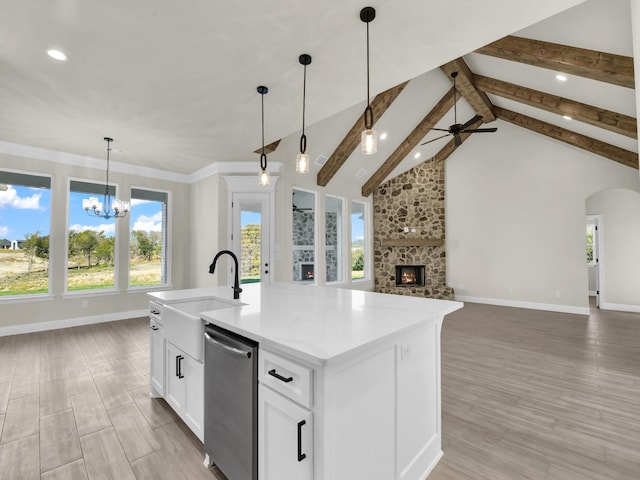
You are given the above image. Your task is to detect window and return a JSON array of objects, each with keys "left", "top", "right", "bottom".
[
  {"left": 586, "top": 224, "right": 596, "bottom": 266},
  {"left": 67, "top": 180, "right": 117, "bottom": 291},
  {"left": 130, "top": 188, "right": 168, "bottom": 287},
  {"left": 325, "top": 195, "right": 343, "bottom": 283},
  {"left": 0, "top": 171, "right": 52, "bottom": 296},
  {"left": 351, "top": 201, "right": 366, "bottom": 280},
  {"left": 292, "top": 188, "right": 316, "bottom": 283}
]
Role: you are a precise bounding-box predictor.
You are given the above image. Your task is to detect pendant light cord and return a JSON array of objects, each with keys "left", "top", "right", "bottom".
[
  {"left": 260, "top": 90, "right": 267, "bottom": 170},
  {"left": 104, "top": 139, "right": 111, "bottom": 200},
  {"left": 363, "top": 17, "right": 374, "bottom": 130},
  {"left": 300, "top": 62, "right": 307, "bottom": 154}
]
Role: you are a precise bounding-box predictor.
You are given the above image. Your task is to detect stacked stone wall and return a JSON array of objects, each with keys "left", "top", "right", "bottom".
[{"left": 373, "top": 158, "right": 454, "bottom": 300}]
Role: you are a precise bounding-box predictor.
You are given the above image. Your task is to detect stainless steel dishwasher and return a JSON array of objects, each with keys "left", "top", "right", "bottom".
[{"left": 204, "top": 323, "right": 258, "bottom": 480}]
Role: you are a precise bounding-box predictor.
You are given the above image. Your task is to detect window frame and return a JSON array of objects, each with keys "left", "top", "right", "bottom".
[
  {"left": 350, "top": 200, "right": 368, "bottom": 283},
  {"left": 128, "top": 186, "right": 171, "bottom": 290},
  {"left": 325, "top": 194, "right": 346, "bottom": 285},
  {"left": 0, "top": 168, "right": 53, "bottom": 300},
  {"left": 64, "top": 177, "right": 121, "bottom": 295}
]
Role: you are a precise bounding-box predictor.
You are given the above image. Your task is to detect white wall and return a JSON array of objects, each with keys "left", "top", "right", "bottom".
[
  {"left": 0, "top": 151, "right": 191, "bottom": 333},
  {"left": 446, "top": 121, "right": 640, "bottom": 314},
  {"left": 587, "top": 188, "right": 640, "bottom": 311}
]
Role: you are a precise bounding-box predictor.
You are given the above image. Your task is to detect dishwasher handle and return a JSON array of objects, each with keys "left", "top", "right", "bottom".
[{"left": 204, "top": 332, "right": 252, "bottom": 358}]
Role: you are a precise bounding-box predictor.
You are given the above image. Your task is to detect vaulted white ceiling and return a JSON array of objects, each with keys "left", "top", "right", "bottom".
[{"left": 0, "top": 0, "right": 587, "bottom": 176}]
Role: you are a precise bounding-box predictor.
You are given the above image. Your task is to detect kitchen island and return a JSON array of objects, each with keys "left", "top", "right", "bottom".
[{"left": 149, "top": 282, "right": 462, "bottom": 480}]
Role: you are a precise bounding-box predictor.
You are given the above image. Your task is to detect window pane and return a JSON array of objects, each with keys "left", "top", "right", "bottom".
[
  {"left": 326, "top": 196, "right": 343, "bottom": 283},
  {"left": 68, "top": 182, "right": 116, "bottom": 291},
  {"left": 240, "top": 207, "right": 261, "bottom": 284},
  {"left": 351, "top": 201, "right": 365, "bottom": 280},
  {"left": 0, "top": 171, "right": 51, "bottom": 296},
  {"left": 130, "top": 189, "right": 168, "bottom": 287},
  {"left": 292, "top": 189, "right": 315, "bottom": 282}
]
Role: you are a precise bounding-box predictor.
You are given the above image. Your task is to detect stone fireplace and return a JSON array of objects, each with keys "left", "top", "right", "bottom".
[{"left": 373, "top": 158, "right": 454, "bottom": 300}]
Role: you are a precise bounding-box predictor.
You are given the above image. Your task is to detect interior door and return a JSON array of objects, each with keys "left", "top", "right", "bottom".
[
  {"left": 593, "top": 219, "right": 601, "bottom": 308},
  {"left": 232, "top": 193, "right": 270, "bottom": 284}
]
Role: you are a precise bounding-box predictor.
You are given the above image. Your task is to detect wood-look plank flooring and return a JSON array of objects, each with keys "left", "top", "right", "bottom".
[
  {"left": 0, "top": 301, "right": 638, "bottom": 479},
  {"left": 431, "top": 299, "right": 640, "bottom": 480},
  {"left": 0, "top": 318, "right": 226, "bottom": 480}
]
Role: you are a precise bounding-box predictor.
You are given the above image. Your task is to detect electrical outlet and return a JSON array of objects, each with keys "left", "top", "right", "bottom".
[
  {"left": 81, "top": 300, "right": 88, "bottom": 308},
  {"left": 555, "top": 290, "right": 561, "bottom": 298}
]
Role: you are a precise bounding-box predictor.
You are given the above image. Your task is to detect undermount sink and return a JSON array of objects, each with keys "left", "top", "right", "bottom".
[{"left": 163, "top": 297, "right": 236, "bottom": 361}]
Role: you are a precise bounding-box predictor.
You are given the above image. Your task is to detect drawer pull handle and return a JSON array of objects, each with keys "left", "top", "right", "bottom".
[
  {"left": 150, "top": 310, "right": 160, "bottom": 315},
  {"left": 176, "top": 355, "right": 184, "bottom": 379},
  {"left": 268, "top": 369, "right": 293, "bottom": 383},
  {"left": 297, "top": 420, "right": 307, "bottom": 462},
  {"left": 150, "top": 325, "right": 159, "bottom": 331}
]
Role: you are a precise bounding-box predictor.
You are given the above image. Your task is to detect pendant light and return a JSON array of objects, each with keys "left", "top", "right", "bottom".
[
  {"left": 257, "top": 85, "right": 270, "bottom": 186},
  {"left": 82, "top": 137, "right": 130, "bottom": 219},
  {"left": 360, "top": 6, "right": 377, "bottom": 155},
  {"left": 296, "top": 54, "right": 312, "bottom": 174}
]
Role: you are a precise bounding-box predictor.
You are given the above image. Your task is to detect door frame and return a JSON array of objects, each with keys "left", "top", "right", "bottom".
[
  {"left": 586, "top": 214, "right": 602, "bottom": 308},
  {"left": 224, "top": 176, "right": 278, "bottom": 285}
]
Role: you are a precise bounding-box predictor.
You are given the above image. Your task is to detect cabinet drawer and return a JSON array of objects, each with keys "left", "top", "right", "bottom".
[
  {"left": 149, "top": 301, "right": 162, "bottom": 323},
  {"left": 259, "top": 350, "right": 313, "bottom": 408}
]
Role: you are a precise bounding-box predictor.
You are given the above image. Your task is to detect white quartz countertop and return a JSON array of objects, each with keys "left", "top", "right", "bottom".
[{"left": 149, "top": 283, "right": 462, "bottom": 365}]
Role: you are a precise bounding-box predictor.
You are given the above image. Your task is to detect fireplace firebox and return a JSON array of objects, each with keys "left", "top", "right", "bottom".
[
  {"left": 301, "top": 263, "right": 314, "bottom": 281},
  {"left": 395, "top": 265, "right": 425, "bottom": 287}
]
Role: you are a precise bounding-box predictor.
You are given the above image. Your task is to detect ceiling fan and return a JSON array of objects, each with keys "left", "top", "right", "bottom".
[
  {"left": 292, "top": 192, "right": 312, "bottom": 212},
  {"left": 421, "top": 71, "right": 497, "bottom": 147}
]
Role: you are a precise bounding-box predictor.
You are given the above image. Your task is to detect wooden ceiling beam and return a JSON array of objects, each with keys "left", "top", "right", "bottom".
[
  {"left": 475, "top": 75, "right": 637, "bottom": 139},
  {"left": 361, "top": 87, "right": 456, "bottom": 197},
  {"left": 495, "top": 107, "right": 638, "bottom": 170},
  {"left": 316, "top": 81, "right": 409, "bottom": 187},
  {"left": 440, "top": 58, "right": 496, "bottom": 122},
  {"left": 475, "top": 35, "right": 635, "bottom": 89},
  {"left": 253, "top": 139, "right": 281, "bottom": 155}
]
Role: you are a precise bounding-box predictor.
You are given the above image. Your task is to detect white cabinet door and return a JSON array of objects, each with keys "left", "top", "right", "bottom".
[
  {"left": 150, "top": 320, "right": 164, "bottom": 396},
  {"left": 259, "top": 385, "right": 313, "bottom": 480},
  {"left": 183, "top": 354, "right": 204, "bottom": 441},
  {"left": 165, "top": 341, "right": 185, "bottom": 413}
]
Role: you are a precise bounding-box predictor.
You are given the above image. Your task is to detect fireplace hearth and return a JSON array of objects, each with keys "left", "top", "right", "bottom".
[{"left": 395, "top": 265, "right": 425, "bottom": 287}]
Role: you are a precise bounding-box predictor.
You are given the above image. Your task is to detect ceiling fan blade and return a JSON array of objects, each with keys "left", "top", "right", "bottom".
[
  {"left": 429, "top": 128, "right": 450, "bottom": 132},
  {"left": 454, "top": 133, "right": 462, "bottom": 146},
  {"left": 462, "top": 127, "right": 498, "bottom": 133},
  {"left": 420, "top": 133, "right": 451, "bottom": 145},
  {"left": 460, "top": 114, "right": 483, "bottom": 130}
]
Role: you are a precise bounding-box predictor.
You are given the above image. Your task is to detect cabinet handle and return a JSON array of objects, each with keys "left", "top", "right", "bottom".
[
  {"left": 176, "top": 355, "right": 184, "bottom": 379},
  {"left": 150, "top": 325, "right": 159, "bottom": 331},
  {"left": 150, "top": 310, "right": 160, "bottom": 315},
  {"left": 297, "top": 420, "right": 307, "bottom": 462},
  {"left": 268, "top": 369, "right": 293, "bottom": 383}
]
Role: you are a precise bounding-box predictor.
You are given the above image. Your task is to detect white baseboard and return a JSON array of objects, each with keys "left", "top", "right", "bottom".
[
  {"left": 600, "top": 302, "right": 640, "bottom": 313},
  {"left": 0, "top": 309, "right": 148, "bottom": 337},
  {"left": 454, "top": 295, "right": 590, "bottom": 316}
]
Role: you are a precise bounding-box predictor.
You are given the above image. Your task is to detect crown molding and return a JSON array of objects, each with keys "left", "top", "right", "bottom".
[{"left": 0, "top": 140, "right": 283, "bottom": 184}]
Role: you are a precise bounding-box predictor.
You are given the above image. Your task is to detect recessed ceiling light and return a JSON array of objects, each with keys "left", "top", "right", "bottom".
[
  {"left": 555, "top": 74, "right": 567, "bottom": 82},
  {"left": 414, "top": 152, "right": 421, "bottom": 159},
  {"left": 47, "top": 49, "right": 68, "bottom": 61},
  {"left": 563, "top": 115, "right": 572, "bottom": 121},
  {"left": 379, "top": 132, "right": 388, "bottom": 140}
]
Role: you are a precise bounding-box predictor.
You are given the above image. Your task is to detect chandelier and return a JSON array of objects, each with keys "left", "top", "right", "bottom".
[{"left": 82, "top": 137, "right": 130, "bottom": 219}]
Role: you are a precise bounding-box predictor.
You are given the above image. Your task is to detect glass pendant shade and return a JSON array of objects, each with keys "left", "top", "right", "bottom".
[
  {"left": 258, "top": 169, "right": 270, "bottom": 186},
  {"left": 361, "top": 129, "right": 378, "bottom": 155},
  {"left": 296, "top": 153, "right": 310, "bottom": 174}
]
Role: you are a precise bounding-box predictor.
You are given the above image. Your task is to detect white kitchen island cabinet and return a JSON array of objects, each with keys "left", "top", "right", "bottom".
[
  {"left": 150, "top": 282, "right": 462, "bottom": 480},
  {"left": 164, "top": 340, "right": 204, "bottom": 442}
]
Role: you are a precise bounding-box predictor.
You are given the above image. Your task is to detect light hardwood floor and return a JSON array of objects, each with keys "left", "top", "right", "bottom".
[
  {"left": 0, "top": 318, "right": 225, "bottom": 480},
  {"left": 431, "top": 299, "right": 640, "bottom": 480},
  {"left": 0, "top": 301, "right": 638, "bottom": 479}
]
